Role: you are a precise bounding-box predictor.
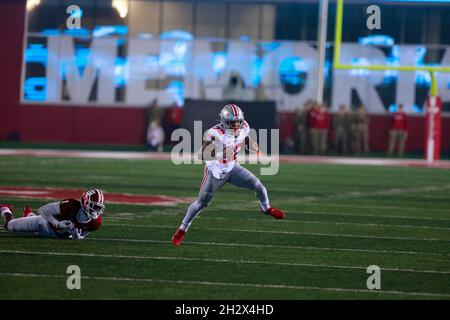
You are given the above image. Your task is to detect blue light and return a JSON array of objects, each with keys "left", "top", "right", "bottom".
[
  {"left": 416, "top": 71, "right": 431, "bottom": 86},
  {"left": 74, "top": 47, "right": 90, "bottom": 70},
  {"left": 93, "top": 25, "right": 128, "bottom": 37},
  {"left": 239, "top": 35, "right": 251, "bottom": 42},
  {"left": 388, "top": 104, "right": 398, "bottom": 113},
  {"left": 279, "top": 57, "right": 307, "bottom": 86},
  {"left": 25, "top": 44, "right": 47, "bottom": 65},
  {"left": 63, "top": 28, "right": 90, "bottom": 37},
  {"left": 258, "top": 42, "right": 281, "bottom": 53},
  {"left": 252, "top": 57, "right": 264, "bottom": 86},
  {"left": 415, "top": 46, "right": 426, "bottom": 65},
  {"left": 324, "top": 60, "right": 332, "bottom": 77},
  {"left": 383, "top": 46, "right": 400, "bottom": 78},
  {"left": 212, "top": 53, "right": 227, "bottom": 75},
  {"left": 359, "top": 35, "right": 394, "bottom": 47},
  {"left": 160, "top": 30, "right": 193, "bottom": 41},
  {"left": 24, "top": 77, "right": 46, "bottom": 101},
  {"left": 167, "top": 81, "right": 184, "bottom": 106},
  {"left": 115, "top": 57, "right": 128, "bottom": 86},
  {"left": 42, "top": 29, "right": 60, "bottom": 36},
  {"left": 413, "top": 104, "right": 422, "bottom": 113}
]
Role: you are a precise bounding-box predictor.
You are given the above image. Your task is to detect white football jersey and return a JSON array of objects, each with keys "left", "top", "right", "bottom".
[{"left": 205, "top": 120, "right": 250, "bottom": 179}]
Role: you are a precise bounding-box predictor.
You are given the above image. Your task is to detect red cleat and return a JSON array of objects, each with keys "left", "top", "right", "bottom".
[
  {"left": 263, "top": 207, "right": 285, "bottom": 220},
  {"left": 171, "top": 228, "right": 186, "bottom": 246},
  {"left": 23, "top": 206, "right": 33, "bottom": 217}
]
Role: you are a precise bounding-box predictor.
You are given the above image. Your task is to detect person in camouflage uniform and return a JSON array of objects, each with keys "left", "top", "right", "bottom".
[
  {"left": 292, "top": 100, "right": 313, "bottom": 154},
  {"left": 333, "top": 104, "right": 351, "bottom": 155},
  {"left": 352, "top": 105, "right": 369, "bottom": 155},
  {"left": 310, "top": 103, "right": 330, "bottom": 155}
]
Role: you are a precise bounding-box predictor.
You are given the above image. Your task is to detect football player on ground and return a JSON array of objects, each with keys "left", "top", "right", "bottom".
[
  {"left": 0, "top": 188, "right": 104, "bottom": 240},
  {"left": 171, "top": 104, "right": 285, "bottom": 246}
]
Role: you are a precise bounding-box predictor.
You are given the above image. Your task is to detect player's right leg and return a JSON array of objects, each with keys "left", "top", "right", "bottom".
[
  {"left": 1, "top": 204, "right": 58, "bottom": 237},
  {"left": 387, "top": 130, "right": 394, "bottom": 155},
  {"left": 172, "top": 167, "right": 227, "bottom": 246},
  {"left": 227, "top": 163, "right": 285, "bottom": 220}
]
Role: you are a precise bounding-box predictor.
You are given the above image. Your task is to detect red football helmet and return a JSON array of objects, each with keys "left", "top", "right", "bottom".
[{"left": 80, "top": 188, "right": 105, "bottom": 219}]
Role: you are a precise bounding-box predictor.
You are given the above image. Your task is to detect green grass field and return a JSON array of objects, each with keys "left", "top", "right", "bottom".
[{"left": 0, "top": 155, "right": 449, "bottom": 299}]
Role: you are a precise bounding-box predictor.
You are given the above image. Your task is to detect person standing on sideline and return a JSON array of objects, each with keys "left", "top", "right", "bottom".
[
  {"left": 292, "top": 100, "right": 313, "bottom": 154},
  {"left": 352, "top": 105, "right": 370, "bottom": 156},
  {"left": 333, "top": 104, "right": 351, "bottom": 155},
  {"left": 388, "top": 104, "right": 408, "bottom": 157},
  {"left": 147, "top": 120, "right": 165, "bottom": 152},
  {"left": 310, "top": 104, "right": 330, "bottom": 155}
]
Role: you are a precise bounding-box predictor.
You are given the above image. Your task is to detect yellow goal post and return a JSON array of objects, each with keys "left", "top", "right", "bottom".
[{"left": 332, "top": 0, "right": 450, "bottom": 96}]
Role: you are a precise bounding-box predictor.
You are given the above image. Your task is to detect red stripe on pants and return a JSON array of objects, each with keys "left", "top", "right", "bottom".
[{"left": 199, "top": 166, "right": 208, "bottom": 190}]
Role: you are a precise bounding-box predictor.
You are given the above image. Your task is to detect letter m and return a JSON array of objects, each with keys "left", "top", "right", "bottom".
[{"left": 46, "top": 36, "right": 117, "bottom": 103}]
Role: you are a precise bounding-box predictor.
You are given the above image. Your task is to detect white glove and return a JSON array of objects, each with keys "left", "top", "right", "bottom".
[
  {"left": 55, "top": 220, "right": 74, "bottom": 230},
  {"left": 69, "top": 228, "right": 87, "bottom": 240}
]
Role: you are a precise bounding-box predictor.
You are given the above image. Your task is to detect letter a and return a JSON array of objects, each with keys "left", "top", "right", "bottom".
[
  {"left": 366, "top": 265, "right": 381, "bottom": 290},
  {"left": 366, "top": 5, "right": 381, "bottom": 30},
  {"left": 66, "top": 5, "right": 81, "bottom": 30},
  {"left": 66, "top": 265, "right": 81, "bottom": 290}
]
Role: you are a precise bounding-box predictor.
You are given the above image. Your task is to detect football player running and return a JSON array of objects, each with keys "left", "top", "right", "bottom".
[
  {"left": 1, "top": 188, "right": 104, "bottom": 240},
  {"left": 172, "top": 104, "right": 284, "bottom": 246}
]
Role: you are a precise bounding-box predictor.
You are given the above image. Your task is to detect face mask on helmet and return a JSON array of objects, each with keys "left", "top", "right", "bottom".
[
  {"left": 81, "top": 189, "right": 105, "bottom": 219},
  {"left": 226, "top": 120, "right": 243, "bottom": 130},
  {"left": 84, "top": 202, "right": 104, "bottom": 219}
]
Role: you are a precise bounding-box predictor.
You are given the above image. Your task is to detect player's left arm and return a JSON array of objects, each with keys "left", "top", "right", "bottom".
[
  {"left": 245, "top": 136, "right": 260, "bottom": 154},
  {"left": 242, "top": 121, "right": 263, "bottom": 156}
]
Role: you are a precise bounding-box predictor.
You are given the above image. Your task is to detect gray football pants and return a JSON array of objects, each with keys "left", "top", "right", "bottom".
[
  {"left": 7, "top": 215, "right": 59, "bottom": 238},
  {"left": 180, "top": 163, "right": 270, "bottom": 232}
]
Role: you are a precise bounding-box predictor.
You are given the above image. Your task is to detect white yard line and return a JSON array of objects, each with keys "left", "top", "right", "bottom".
[
  {"left": 105, "top": 223, "right": 450, "bottom": 242},
  {"left": 296, "top": 210, "right": 450, "bottom": 223},
  {"left": 88, "top": 237, "right": 450, "bottom": 257},
  {"left": 0, "top": 231, "right": 447, "bottom": 257},
  {"left": 211, "top": 204, "right": 450, "bottom": 221},
  {"left": 105, "top": 214, "right": 450, "bottom": 231},
  {"left": 294, "top": 184, "right": 450, "bottom": 200},
  {"left": 305, "top": 203, "right": 450, "bottom": 215},
  {"left": 1, "top": 249, "right": 449, "bottom": 275},
  {"left": 0, "top": 272, "right": 449, "bottom": 298}
]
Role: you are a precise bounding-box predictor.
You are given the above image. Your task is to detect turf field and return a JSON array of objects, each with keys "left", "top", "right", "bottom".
[{"left": 0, "top": 155, "right": 450, "bottom": 299}]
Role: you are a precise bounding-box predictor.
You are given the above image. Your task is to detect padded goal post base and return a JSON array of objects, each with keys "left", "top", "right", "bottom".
[{"left": 425, "top": 96, "right": 442, "bottom": 163}]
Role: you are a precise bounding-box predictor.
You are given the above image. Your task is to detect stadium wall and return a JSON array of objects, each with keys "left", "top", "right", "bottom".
[{"left": 0, "top": 1, "right": 448, "bottom": 153}]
